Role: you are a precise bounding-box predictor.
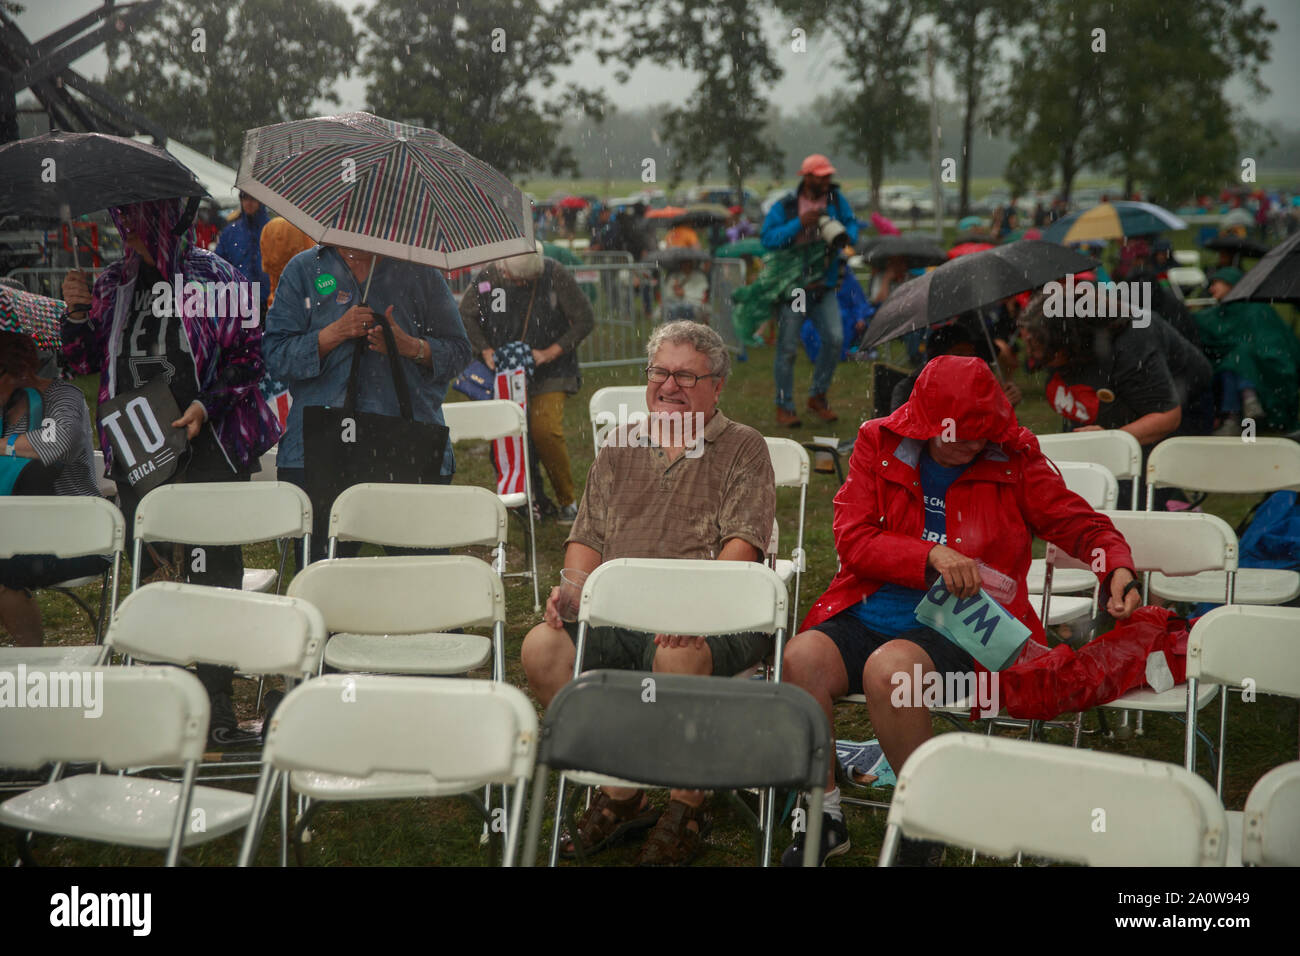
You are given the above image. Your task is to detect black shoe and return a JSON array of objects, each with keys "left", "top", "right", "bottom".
[
  {"left": 781, "top": 811, "right": 850, "bottom": 866},
  {"left": 894, "top": 836, "right": 945, "bottom": 867},
  {"left": 207, "top": 691, "right": 262, "bottom": 750}
]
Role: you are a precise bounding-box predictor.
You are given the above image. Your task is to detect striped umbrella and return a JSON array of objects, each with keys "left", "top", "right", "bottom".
[
  {"left": 1042, "top": 201, "right": 1186, "bottom": 244},
  {"left": 236, "top": 112, "right": 534, "bottom": 271}
]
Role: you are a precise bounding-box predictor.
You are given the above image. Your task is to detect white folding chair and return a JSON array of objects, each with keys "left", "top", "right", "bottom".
[
  {"left": 1036, "top": 429, "right": 1143, "bottom": 510},
  {"left": 588, "top": 385, "right": 648, "bottom": 455},
  {"left": 0, "top": 495, "right": 124, "bottom": 660},
  {"left": 1242, "top": 761, "right": 1300, "bottom": 867},
  {"left": 251, "top": 446, "right": 278, "bottom": 482},
  {"left": 879, "top": 733, "right": 1227, "bottom": 866},
  {"left": 550, "top": 558, "right": 789, "bottom": 866},
  {"left": 236, "top": 674, "right": 537, "bottom": 866},
  {"left": 442, "top": 399, "right": 540, "bottom": 611},
  {"left": 1026, "top": 460, "right": 1118, "bottom": 597},
  {"left": 1044, "top": 511, "right": 1233, "bottom": 741},
  {"left": 764, "top": 437, "right": 809, "bottom": 626},
  {"left": 287, "top": 554, "right": 505, "bottom": 678},
  {"left": 1145, "top": 437, "right": 1300, "bottom": 606},
  {"left": 324, "top": 484, "right": 509, "bottom": 679},
  {"left": 1184, "top": 605, "right": 1300, "bottom": 795},
  {"left": 130, "top": 481, "right": 313, "bottom": 594},
  {"left": 0, "top": 666, "right": 254, "bottom": 866}
]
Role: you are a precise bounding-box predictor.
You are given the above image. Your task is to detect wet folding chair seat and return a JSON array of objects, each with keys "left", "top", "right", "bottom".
[
  {"left": 243, "top": 568, "right": 279, "bottom": 593},
  {"left": 289, "top": 769, "right": 479, "bottom": 801},
  {"left": 1149, "top": 568, "right": 1300, "bottom": 606},
  {"left": 1026, "top": 562, "right": 1096, "bottom": 594},
  {"left": 323, "top": 631, "right": 493, "bottom": 675},
  {"left": 1043, "top": 595, "right": 1093, "bottom": 626},
  {"left": 0, "top": 645, "right": 104, "bottom": 668},
  {"left": 0, "top": 773, "right": 253, "bottom": 849},
  {"left": 1098, "top": 682, "right": 1219, "bottom": 714}
]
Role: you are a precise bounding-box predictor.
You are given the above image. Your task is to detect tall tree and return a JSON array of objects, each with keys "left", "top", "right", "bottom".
[
  {"left": 104, "top": 0, "right": 355, "bottom": 165},
  {"left": 360, "top": 0, "right": 605, "bottom": 178},
  {"left": 818, "top": 0, "right": 928, "bottom": 211},
  {"left": 928, "top": 0, "right": 1021, "bottom": 217},
  {"left": 597, "top": 0, "right": 784, "bottom": 203},
  {"left": 996, "top": 0, "right": 1275, "bottom": 202}
]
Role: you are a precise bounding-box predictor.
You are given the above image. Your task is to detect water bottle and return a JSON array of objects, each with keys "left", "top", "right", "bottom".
[{"left": 977, "top": 561, "right": 1017, "bottom": 605}]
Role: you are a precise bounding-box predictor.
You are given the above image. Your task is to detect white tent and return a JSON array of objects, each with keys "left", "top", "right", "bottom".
[{"left": 131, "top": 135, "right": 240, "bottom": 209}]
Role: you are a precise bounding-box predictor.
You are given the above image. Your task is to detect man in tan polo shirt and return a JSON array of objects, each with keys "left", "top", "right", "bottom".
[{"left": 521, "top": 319, "right": 775, "bottom": 866}]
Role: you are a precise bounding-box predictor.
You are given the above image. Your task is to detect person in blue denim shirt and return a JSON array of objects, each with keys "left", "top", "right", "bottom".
[
  {"left": 263, "top": 244, "right": 472, "bottom": 562},
  {"left": 761, "top": 153, "right": 860, "bottom": 428}
]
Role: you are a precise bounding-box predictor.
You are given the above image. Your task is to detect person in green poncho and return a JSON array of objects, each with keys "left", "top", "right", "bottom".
[{"left": 1195, "top": 267, "right": 1300, "bottom": 434}]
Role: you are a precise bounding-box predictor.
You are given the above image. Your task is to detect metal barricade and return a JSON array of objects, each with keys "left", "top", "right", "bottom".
[
  {"left": 570, "top": 261, "right": 659, "bottom": 369},
  {"left": 6, "top": 265, "right": 106, "bottom": 298}
]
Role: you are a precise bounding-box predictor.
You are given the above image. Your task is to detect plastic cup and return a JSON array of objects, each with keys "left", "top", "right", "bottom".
[{"left": 557, "top": 568, "right": 589, "bottom": 624}]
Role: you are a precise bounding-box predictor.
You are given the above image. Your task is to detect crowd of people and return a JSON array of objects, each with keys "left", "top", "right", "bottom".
[{"left": 3, "top": 145, "right": 1298, "bottom": 868}]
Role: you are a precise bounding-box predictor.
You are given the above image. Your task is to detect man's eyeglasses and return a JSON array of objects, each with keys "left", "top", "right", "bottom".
[{"left": 646, "top": 366, "right": 718, "bottom": 388}]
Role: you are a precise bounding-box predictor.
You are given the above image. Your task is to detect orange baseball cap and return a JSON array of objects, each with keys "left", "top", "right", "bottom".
[{"left": 799, "top": 154, "right": 836, "bottom": 177}]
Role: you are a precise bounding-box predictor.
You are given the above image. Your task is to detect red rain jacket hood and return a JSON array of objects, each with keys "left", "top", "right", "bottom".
[{"left": 803, "top": 355, "right": 1135, "bottom": 663}]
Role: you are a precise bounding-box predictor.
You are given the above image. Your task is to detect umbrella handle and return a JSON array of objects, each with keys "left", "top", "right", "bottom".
[
  {"left": 975, "top": 316, "right": 1007, "bottom": 385},
  {"left": 62, "top": 206, "right": 82, "bottom": 271}
]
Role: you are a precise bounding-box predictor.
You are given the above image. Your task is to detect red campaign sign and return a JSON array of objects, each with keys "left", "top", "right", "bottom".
[{"left": 1046, "top": 374, "right": 1099, "bottom": 425}]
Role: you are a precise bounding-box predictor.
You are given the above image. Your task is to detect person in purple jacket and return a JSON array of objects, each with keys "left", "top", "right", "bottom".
[{"left": 61, "top": 196, "right": 282, "bottom": 748}]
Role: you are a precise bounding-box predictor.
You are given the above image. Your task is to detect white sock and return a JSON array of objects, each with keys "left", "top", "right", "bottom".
[{"left": 822, "top": 787, "right": 843, "bottom": 822}]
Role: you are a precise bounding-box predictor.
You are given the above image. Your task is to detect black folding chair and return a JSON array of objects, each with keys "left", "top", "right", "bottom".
[{"left": 522, "top": 670, "right": 831, "bottom": 867}]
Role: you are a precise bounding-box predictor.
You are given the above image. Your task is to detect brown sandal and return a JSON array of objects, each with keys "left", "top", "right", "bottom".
[
  {"left": 635, "top": 798, "right": 712, "bottom": 867},
  {"left": 559, "top": 789, "right": 659, "bottom": 860}
]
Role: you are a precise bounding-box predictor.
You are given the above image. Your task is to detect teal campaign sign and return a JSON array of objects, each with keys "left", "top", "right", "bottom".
[{"left": 914, "top": 579, "right": 1030, "bottom": 672}]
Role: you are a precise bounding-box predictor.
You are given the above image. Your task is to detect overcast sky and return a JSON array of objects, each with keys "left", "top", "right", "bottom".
[{"left": 16, "top": 0, "right": 1300, "bottom": 127}]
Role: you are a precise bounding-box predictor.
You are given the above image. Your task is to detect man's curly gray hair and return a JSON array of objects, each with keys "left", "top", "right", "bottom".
[{"left": 646, "top": 320, "right": 731, "bottom": 380}]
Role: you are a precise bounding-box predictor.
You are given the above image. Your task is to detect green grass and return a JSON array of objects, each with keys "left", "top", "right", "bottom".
[{"left": 5, "top": 344, "right": 1297, "bottom": 867}]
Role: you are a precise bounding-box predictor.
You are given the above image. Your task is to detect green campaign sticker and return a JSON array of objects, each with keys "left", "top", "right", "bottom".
[{"left": 315, "top": 273, "right": 337, "bottom": 296}]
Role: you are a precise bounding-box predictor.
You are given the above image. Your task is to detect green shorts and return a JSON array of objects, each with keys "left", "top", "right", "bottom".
[{"left": 561, "top": 622, "right": 771, "bottom": 677}]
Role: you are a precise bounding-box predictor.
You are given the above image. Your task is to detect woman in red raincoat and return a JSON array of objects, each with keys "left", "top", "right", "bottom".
[{"left": 780, "top": 355, "right": 1142, "bottom": 866}]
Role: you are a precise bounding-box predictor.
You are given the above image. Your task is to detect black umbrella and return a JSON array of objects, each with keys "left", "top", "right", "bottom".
[
  {"left": 1203, "top": 234, "right": 1270, "bottom": 268},
  {"left": 1222, "top": 231, "right": 1300, "bottom": 305},
  {"left": 0, "top": 131, "right": 207, "bottom": 219},
  {"left": 860, "top": 240, "right": 1098, "bottom": 352},
  {"left": 863, "top": 235, "right": 947, "bottom": 268},
  {"left": 0, "top": 131, "right": 207, "bottom": 269}
]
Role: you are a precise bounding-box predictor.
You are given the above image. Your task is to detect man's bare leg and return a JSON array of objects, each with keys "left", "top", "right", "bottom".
[
  {"left": 780, "top": 629, "right": 850, "bottom": 791},
  {"left": 861, "top": 640, "right": 938, "bottom": 775}
]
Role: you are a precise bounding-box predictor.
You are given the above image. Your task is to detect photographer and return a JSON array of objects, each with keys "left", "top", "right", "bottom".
[{"left": 761, "top": 154, "right": 860, "bottom": 428}]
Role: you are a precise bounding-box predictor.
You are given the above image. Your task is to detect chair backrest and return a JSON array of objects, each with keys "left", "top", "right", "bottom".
[
  {"left": 0, "top": 665, "right": 208, "bottom": 770},
  {"left": 0, "top": 495, "right": 124, "bottom": 559},
  {"left": 764, "top": 436, "right": 810, "bottom": 490},
  {"left": 1046, "top": 510, "right": 1237, "bottom": 576},
  {"left": 1243, "top": 761, "right": 1300, "bottom": 866},
  {"left": 1147, "top": 436, "right": 1300, "bottom": 495},
  {"left": 107, "top": 582, "right": 325, "bottom": 678},
  {"left": 252, "top": 446, "right": 278, "bottom": 483},
  {"left": 1186, "top": 605, "right": 1300, "bottom": 699},
  {"left": 287, "top": 555, "right": 505, "bottom": 633},
  {"left": 1056, "top": 460, "right": 1118, "bottom": 510},
  {"left": 442, "top": 399, "right": 526, "bottom": 443},
  {"left": 538, "top": 670, "right": 829, "bottom": 792},
  {"left": 885, "top": 733, "right": 1227, "bottom": 866},
  {"left": 589, "top": 386, "right": 649, "bottom": 452},
  {"left": 134, "top": 481, "right": 312, "bottom": 546},
  {"left": 263, "top": 674, "right": 535, "bottom": 784},
  {"left": 329, "top": 483, "right": 507, "bottom": 549},
  {"left": 1038, "top": 430, "right": 1142, "bottom": 482},
  {"left": 579, "top": 559, "right": 787, "bottom": 636},
  {"left": 1166, "top": 265, "right": 1207, "bottom": 290}
]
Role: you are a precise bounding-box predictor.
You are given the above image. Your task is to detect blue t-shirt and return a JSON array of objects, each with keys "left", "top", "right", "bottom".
[{"left": 852, "top": 449, "right": 970, "bottom": 636}]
